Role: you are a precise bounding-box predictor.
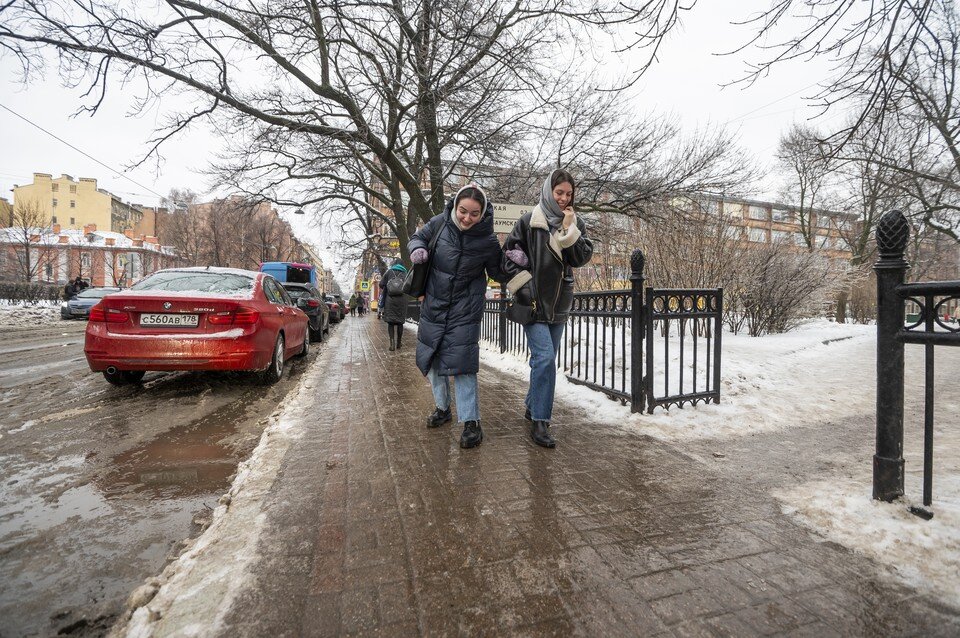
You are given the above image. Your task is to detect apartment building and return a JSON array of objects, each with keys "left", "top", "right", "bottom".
[
  {"left": 12, "top": 173, "right": 144, "bottom": 233},
  {"left": 0, "top": 223, "right": 182, "bottom": 286}
]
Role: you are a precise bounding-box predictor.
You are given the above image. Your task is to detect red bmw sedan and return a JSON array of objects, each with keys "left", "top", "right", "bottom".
[{"left": 84, "top": 267, "right": 310, "bottom": 386}]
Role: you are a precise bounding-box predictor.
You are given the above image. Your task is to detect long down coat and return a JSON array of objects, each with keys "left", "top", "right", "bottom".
[{"left": 408, "top": 200, "right": 506, "bottom": 377}]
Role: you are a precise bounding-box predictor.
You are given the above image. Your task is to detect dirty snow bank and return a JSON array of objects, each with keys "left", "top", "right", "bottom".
[
  {"left": 115, "top": 358, "right": 323, "bottom": 638},
  {"left": 0, "top": 302, "right": 60, "bottom": 327},
  {"left": 774, "top": 469, "right": 960, "bottom": 609}
]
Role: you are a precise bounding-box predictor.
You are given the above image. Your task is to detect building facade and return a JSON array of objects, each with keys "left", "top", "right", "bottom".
[
  {"left": 12, "top": 173, "right": 144, "bottom": 233},
  {"left": 0, "top": 224, "right": 183, "bottom": 286}
]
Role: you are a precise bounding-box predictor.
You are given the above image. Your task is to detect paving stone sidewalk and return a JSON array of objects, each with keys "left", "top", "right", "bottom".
[{"left": 218, "top": 317, "right": 958, "bottom": 637}]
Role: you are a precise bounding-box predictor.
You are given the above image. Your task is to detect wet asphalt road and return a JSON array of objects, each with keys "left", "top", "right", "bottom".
[{"left": 0, "top": 319, "right": 319, "bottom": 637}]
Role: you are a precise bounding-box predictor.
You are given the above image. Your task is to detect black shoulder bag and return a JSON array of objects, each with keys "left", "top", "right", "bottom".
[{"left": 402, "top": 222, "right": 443, "bottom": 297}]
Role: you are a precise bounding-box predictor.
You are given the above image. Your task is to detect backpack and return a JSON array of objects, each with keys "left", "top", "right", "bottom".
[{"left": 386, "top": 274, "right": 405, "bottom": 297}]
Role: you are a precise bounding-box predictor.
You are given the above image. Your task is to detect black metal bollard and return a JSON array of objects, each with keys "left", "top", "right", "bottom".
[
  {"left": 873, "top": 210, "right": 910, "bottom": 502},
  {"left": 499, "top": 282, "right": 507, "bottom": 354},
  {"left": 630, "top": 249, "right": 646, "bottom": 414}
]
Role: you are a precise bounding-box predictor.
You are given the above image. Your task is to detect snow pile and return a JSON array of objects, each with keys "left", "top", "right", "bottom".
[
  {"left": 482, "top": 319, "right": 877, "bottom": 441},
  {"left": 774, "top": 471, "right": 960, "bottom": 609},
  {"left": 0, "top": 302, "right": 61, "bottom": 327}
]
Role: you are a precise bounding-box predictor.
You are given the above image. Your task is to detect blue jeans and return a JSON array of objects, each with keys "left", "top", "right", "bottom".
[
  {"left": 523, "top": 322, "right": 565, "bottom": 422},
  {"left": 427, "top": 359, "right": 479, "bottom": 423}
]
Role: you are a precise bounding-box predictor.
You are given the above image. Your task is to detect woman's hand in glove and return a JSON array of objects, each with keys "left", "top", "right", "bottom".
[
  {"left": 505, "top": 248, "right": 528, "bottom": 267},
  {"left": 411, "top": 248, "right": 429, "bottom": 264}
]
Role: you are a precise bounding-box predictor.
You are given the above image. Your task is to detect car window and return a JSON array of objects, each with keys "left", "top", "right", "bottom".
[
  {"left": 284, "top": 288, "right": 307, "bottom": 299},
  {"left": 133, "top": 271, "right": 254, "bottom": 295},
  {"left": 77, "top": 288, "right": 118, "bottom": 299},
  {"left": 276, "top": 285, "right": 294, "bottom": 306},
  {"left": 262, "top": 278, "right": 283, "bottom": 304}
]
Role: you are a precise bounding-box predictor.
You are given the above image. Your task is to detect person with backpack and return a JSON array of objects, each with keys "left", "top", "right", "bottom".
[
  {"left": 380, "top": 261, "right": 408, "bottom": 351},
  {"left": 407, "top": 184, "right": 506, "bottom": 449}
]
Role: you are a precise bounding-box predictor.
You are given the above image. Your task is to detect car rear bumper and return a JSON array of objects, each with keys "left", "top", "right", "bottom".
[{"left": 84, "top": 326, "right": 271, "bottom": 372}]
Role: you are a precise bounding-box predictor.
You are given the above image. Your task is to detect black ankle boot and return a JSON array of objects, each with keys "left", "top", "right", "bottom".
[
  {"left": 531, "top": 421, "right": 555, "bottom": 448},
  {"left": 396, "top": 335, "right": 402, "bottom": 350},
  {"left": 460, "top": 421, "right": 483, "bottom": 448},
  {"left": 427, "top": 407, "right": 452, "bottom": 428},
  {"left": 389, "top": 335, "right": 396, "bottom": 351}
]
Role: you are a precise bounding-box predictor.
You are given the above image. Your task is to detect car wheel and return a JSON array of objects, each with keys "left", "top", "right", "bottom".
[
  {"left": 260, "top": 334, "right": 285, "bottom": 384},
  {"left": 123, "top": 370, "right": 146, "bottom": 384},
  {"left": 103, "top": 369, "right": 127, "bottom": 386},
  {"left": 298, "top": 329, "right": 310, "bottom": 358}
]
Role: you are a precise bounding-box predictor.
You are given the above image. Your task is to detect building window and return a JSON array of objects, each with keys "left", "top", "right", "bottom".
[
  {"left": 44, "top": 263, "right": 53, "bottom": 280},
  {"left": 816, "top": 215, "right": 832, "bottom": 228},
  {"left": 772, "top": 208, "right": 793, "bottom": 222},
  {"left": 70, "top": 200, "right": 75, "bottom": 208},
  {"left": 70, "top": 217, "right": 75, "bottom": 225},
  {"left": 52, "top": 183, "right": 59, "bottom": 192},
  {"left": 771, "top": 230, "right": 789, "bottom": 243},
  {"left": 51, "top": 216, "right": 58, "bottom": 224},
  {"left": 748, "top": 205, "right": 768, "bottom": 221},
  {"left": 748, "top": 227, "right": 767, "bottom": 243},
  {"left": 81, "top": 253, "right": 91, "bottom": 270},
  {"left": 69, "top": 185, "right": 77, "bottom": 194},
  {"left": 52, "top": 198, "right": 58, "bottom": 207},
  {"left": 795, "top": 232, "right": 807, "bottom": 246}
]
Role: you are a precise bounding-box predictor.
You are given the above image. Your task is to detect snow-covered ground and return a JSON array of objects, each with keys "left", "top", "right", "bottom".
[
  {"left": 481, "top": 318, "right": 960, "bottom": 610},
  {"left": 0, "top": 301, "right": 61, "bottom": 327}
]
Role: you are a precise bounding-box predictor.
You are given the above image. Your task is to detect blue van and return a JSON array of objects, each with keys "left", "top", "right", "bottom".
[{"left": 259, "top": 262, "right": 317, "bottom": 286}]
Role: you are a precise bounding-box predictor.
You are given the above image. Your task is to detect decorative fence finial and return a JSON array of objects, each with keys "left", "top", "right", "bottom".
[
  {"left": 875, "top": 210, "right": 910, "bottom": 261},
  {"left": 630, "top": 249, "right": 645, "bottom": 277}
]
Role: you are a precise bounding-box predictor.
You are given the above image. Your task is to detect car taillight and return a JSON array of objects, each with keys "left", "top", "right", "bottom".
[
  {"left": 233, "top": 308, "right": 260, "bottom": 325},
  {"left": 306, "top": 299, "right": 320, "bottom": 308},
  {"left": 89, "top": 304, "right": 127, "bottom": 323},
  {"left": 208, "top": 308, "right": 260, "bottom": 326}
]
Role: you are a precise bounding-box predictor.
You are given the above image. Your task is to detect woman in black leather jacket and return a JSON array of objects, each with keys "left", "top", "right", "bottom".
[{"left": 502, "top": 169, "right": 593, "bottom": 447}]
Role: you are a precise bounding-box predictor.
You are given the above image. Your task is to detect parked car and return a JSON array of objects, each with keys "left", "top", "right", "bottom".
[
  {"left": 84, "top": 267, "right": 309, "bottom": 386},
  {"left": 62, "top": 286, "right": 122, "bottom": 320},
  {"left": 324, "top": 294, "right": 343, "bottom": 323},
  {"left": 282, "top": 282, "right": 330, "bottom": 342},
  {"left": 331, "top": 294, "right": 347, "bottom": 321}
]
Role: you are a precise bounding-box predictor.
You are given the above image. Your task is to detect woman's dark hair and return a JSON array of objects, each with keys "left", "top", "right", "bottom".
[
  {"left": 455, "top": 187, "right": 486, "bottom": 210},
  {"left": 551, "top": 169, "right": 576, "bottom": 198}
]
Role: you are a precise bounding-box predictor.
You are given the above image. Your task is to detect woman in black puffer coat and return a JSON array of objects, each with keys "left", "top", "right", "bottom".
[
  {"left": 379, "top": 261, "right": 409, "bottom": 350},
  {"left": 408, "top": 185, "right": 506, "bottom": 449}
]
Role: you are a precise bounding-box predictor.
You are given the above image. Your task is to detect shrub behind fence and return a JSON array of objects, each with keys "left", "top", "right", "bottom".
[{"left": 0, "top": 281, "right": 63, "bottom": 304}]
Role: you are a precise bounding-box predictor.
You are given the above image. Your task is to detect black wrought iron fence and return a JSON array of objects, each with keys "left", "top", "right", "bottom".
[
  {"left": 477, "top": 250, "right": 721, "bottom": 413},
  {"left": 873, "top": 210, "right": 960, "bottom": 518}
]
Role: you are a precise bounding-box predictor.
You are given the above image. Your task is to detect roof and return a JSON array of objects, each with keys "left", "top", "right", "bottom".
[
  {"left": 166, "top": 266, "right": 263, "bottom": 278},
  {"left": 0, "top": 227, "right": 178, "bottom": 255}
]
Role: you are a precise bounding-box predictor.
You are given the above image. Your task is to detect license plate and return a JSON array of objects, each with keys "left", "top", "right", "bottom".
[{"left": 139, "top": 313, "right": 199, "bottom": 327}]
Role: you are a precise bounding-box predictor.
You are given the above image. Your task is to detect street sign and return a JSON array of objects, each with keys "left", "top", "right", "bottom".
[
  {"left": 360, "top": 280, "right": 370, "bottom": 291},
  {"left": 492, "top": 202, "right": 527, "bottom": 234}
]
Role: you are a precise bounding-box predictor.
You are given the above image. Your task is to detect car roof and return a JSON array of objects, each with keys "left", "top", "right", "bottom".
[{"left": 281, "top": 282, "right": 313, "bottom": 289}]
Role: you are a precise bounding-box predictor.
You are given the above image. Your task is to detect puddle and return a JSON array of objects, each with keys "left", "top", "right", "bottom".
[{"left": 97, "top": 396, "right": 261, "bottom": 498}]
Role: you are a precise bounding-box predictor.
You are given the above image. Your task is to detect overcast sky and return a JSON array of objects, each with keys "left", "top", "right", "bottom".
[{"left": 0, "top": 2, "right": 845, "bottom": 287}]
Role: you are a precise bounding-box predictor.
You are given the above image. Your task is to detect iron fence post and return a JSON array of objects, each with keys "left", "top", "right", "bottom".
[
  {"left": 630, "top": 249, "right": 645, "bottom": 413},
  {"left": 873, "top": 210, "right": 910, "bottom": 502},
  {"left": 499, "top": 283, "right": 507, "bottom": 353}
]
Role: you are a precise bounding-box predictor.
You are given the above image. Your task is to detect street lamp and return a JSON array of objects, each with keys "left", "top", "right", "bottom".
[{"left": 293, "top": 208, "right": 305, "bottom": 215}]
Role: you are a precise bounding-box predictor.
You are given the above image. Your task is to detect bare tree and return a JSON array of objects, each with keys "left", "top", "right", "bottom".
[
  {"left": 6, "top": 199, "right": 55, "bottom": 282},
  {"left": 729, "top": 0, "right": 960, "bottom": 242},
  {"left": 1, "top": 1, "right": 696, "bottom": 266},
  {"left": 776, "top": 124, "right": 833, "bottom": 250}
]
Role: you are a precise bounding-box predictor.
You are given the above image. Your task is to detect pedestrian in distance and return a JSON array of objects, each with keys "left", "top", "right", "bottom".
[
  {"left": 380, "top": 261, "right": 409, "bottom": 351},
  {"left": 74, "top": 276, "right": 89, "bottom": 291},
  {"left": 349, "top": 293, "right": 358, "bottom": 316},
  {"left": 63, "top": 280, "right": 77, "bottom": 300},
  {"left": 408, "top": 184, "right": 507, "bottom": 449},
  {"left": 502, "top": 169, "right": 593, "bottom": 448},
  {"left": 356, "top": 295, "right": 366, "bottom": 316}
]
